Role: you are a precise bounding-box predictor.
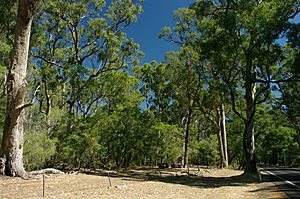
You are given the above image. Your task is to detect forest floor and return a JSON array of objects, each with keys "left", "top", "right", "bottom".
[{"left": 0, "top": 167, "right": 287, "bottom": 199}]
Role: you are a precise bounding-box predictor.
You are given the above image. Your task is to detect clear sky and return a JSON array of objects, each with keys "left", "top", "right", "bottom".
[
  {"left": 125, "top": 1, "right": 300, "bottom": 64},
  {"left": 125, "top": 0, "right": 195, "bottom": 64}
]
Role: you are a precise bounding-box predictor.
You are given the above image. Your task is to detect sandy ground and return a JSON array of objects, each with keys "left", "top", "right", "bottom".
[{"left": 0, "top": 168, "right": 285, "bottom": 199}]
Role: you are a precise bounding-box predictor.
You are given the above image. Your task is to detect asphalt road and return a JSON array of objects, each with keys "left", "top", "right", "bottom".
[{"left": 259, "top": 166, "right": 300, "bottom": 198}]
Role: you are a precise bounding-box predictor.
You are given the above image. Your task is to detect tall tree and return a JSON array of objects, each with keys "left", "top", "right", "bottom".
[
  {"left": 32, "top": 0, "right": 143, "bottom": 136},
  {"left": 0, "top": 0, "right": 40, "bottom": 177},
  {"left": 135, "top": 47, "right": 202, "bottom": 168},
  {"left": 29, "top": 0, "right": 144, "bottom": 170},
  {"left": 164, "top": 47, "right": 201, "bottom": 168},
  {"left": 279, "top": 22, "right": 300, "bottom": 146},
  {"left": 160, "top": 6, "right": 230, "bottom": 168},
  {"left": 162, "top": 0, "right": 300, "bottom": 174}
]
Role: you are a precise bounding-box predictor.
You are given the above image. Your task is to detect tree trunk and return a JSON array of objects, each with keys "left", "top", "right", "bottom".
[
  {"left": 0, "top": 0, "right": 39, "bottom": 177},
  {"left": 183, "top": 105, "right": 193, "bottom": 168},
  {"left": 67, "top": 100, "right": 75, "bottom": 135},
  {"left": 220, "top": 103, "right": 228, "bottom": 167},
  {"left": 295, "top": 126, "right": 300, "bottom": 147},
  {"left": 243, "top": 72, "right": 257, "bottom": 174},
  {"left": 217, "top": 128, "right": 226, "bottom": 168},
  {"left": 217, "top": 104, "right": 228, "bottom": 168}
]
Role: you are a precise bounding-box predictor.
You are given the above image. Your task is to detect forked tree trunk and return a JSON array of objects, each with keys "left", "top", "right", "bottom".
[
  {"left": 220, "top": 104, "right": 228, "bottom": 167},
  {"left": 0, "top": 0, "right": 39, "bottom": 177},
  {"left": 217, "top": 104, "right": 228, "bottom": 168}
]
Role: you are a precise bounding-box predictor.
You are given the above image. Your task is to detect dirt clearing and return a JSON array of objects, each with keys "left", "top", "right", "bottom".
[{"left": 0, "top": 168, "right": 283, "bottom": 198}]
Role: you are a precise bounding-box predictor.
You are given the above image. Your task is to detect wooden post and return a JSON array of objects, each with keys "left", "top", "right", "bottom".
[
  {"left": 107, "top": 171, "right": 112, "bottom": 187},
  {"left": 43, "top": 174, "right": 45, "bottom": 197}
]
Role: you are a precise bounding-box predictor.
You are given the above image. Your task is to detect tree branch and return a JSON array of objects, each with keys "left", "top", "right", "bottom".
[
  {"left": 229, "top": 88, "right": 246, "bottom": 122},
  {"left": 255, "top": 75, "right": 300, "bottom": 84},
  {"left": 16, "top": 85, "right": 40, "bottom": 110},
  {"left": 32, "top": 54, "right": 63, "bottom": 68}
]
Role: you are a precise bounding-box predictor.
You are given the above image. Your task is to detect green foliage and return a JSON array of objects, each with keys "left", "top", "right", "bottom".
[
  {"left": 0, "top": 0, "right": 15, "bottom": 72},
  {"left": 152, "top": 123, "right": 182, "bottom": 163},
  {"left": 55, "top": 119, "right": 102, "bottom": 169},
  {"left": 23, "top": 0, "right": 146, "bottom": 170},
  {"left": 24, "top": 129, "right": 57, "bottom": 171},
  {"left": 227, "top": 117, "right": 244, "bottom": 167},
  {"left": 0, "top": 0, "right": 16, "bottom": 158},
  {"left": 255, "top": 106, "right": 300, "bottom": 166},
  {"left": 49, "top": 69, "right": 148, "bottom": 169},
  {"left": 160, "top": 0, "right": 300, "bottom": 172},
  {"left": 1, "top": 0, "right": 300, "bottom": 172},
  {"left": 190, "top": 136, "right": 219, "bottom": 166}
]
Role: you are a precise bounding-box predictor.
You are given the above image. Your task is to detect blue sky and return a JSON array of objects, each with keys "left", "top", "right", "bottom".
[
  {"left": 125, "top": 1, "right": 300, "bottom": 64},
  {"left": 125, "top": 0, "right": 195, "bottom": 63}
]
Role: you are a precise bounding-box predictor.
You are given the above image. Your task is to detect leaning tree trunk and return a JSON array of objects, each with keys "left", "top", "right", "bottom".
[{"left": 0, "top": 0, "right": 39, "bottom": 177}]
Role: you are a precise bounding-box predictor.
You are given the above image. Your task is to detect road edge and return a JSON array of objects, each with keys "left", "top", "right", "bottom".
[{"left": 259, "top": 167, "right": 300, "bottom": 190}]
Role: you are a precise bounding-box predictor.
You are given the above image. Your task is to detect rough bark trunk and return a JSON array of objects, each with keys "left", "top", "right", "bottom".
[
  {"left": 0, "top": 0, "right": 39, "bottom": 177},
  {"left": 243, "top": 68, "right": 257, "bottom": 174},
  {"left": 183, "top": 105, "right": 193, "bottom": 168},
  {"left": 67, "top": 100, "right": 75, "bottom": 134}
]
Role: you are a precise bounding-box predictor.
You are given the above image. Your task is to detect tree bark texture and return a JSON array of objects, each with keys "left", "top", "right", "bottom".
[
  {"left": 220, "top": 104, "right": 228, "bottom": 167},
  {"left": 217, "top": 126, "right": 225, "bottom": 168},
  {"left": 183, "top": 104, "right": 193, "bottom": 168},
  {"left": 217, "top": 104, "right": 228, "bottom": 168},
  {"left": 243, "top": 62, "right": 257, "bottom": 174},
  {"left": 0, "top": 0, "right": 39, "bottom": 177}
]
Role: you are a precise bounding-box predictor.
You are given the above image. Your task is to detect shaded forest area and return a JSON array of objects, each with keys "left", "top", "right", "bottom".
[{"left": 0, "top": 0, "right": 300, "bottom": 177}]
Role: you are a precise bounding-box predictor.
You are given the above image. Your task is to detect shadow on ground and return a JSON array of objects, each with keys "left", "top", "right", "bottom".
[
  {"left": 82, "top": 167, "right": 260, "bottom": 188},
  {"left": 81, "top": 167, "right": 300, "bottom": 198}
]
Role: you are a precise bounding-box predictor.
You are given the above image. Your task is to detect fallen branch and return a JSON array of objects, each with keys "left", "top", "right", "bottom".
[{"left": 29, "top": 168, "right": 65, "bottom": 175}]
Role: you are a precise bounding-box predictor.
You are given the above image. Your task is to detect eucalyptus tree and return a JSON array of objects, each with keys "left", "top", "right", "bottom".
[
  {"left": 135, "top": 47, "right": 201, "bottom": 168},
  {"left": 279, "top": 22, "right": 300, "bottom": 146},
  {"left": 28, "top": 0, "right": 144, "bottom": 169},
  {"left": 134, "top": 61, "right": 174, "bottom": 121},
  {"left": 0, "top": 0, "right": 40, "bottom": 177},
  {"left": 280, "top": 82, "right": 300, "bottom": 146},
  {"left": 51, "top": 70, "right": 145, "bottom": 169},
  {"left": 162, "top": 0, "right": 300, "bottom": 174},
  {"left": 160, "top": 6, "right": 230, "bottom": 168},
  {"left": 135, "top": 62, "right": 182, "bottom": 165},
  {"left": 31, "top": 0, "right": 143, "bottom": 143},
  {"left": 0, "top": 0, "right": 144, "bottom": 176},
  {"left": 164, "top": 47, "right": 202, "bottom": 167},
  {"left": 255, "top": 105, "right": 299, "bottom": 166}
]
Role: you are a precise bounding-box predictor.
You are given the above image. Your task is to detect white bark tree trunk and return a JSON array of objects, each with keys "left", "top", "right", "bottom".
[
  {"left": 0, "top": 0, "right": 39, "bottom": 177},
  {"left": 220, "top": 103, "right": 228, "bottom": 167},
  {"left": 217, "top": 104, "right": 228, "bottom": 168}
]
